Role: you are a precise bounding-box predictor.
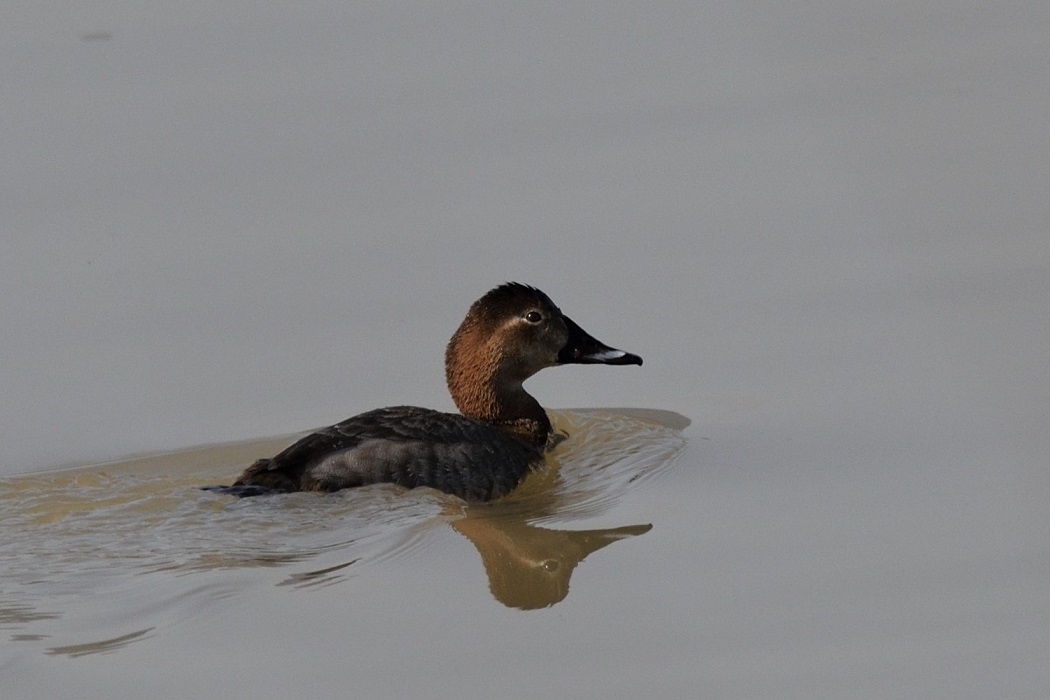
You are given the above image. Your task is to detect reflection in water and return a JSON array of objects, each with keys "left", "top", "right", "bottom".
[
  {"left": 452, "top": 514, "right": 651, "bottom": 609},
  {"left": 273, "top": 517, "right": 652, "bottom": 608},
  {"left": 0, "top": 408, "right": 687, "bottom": 655}
]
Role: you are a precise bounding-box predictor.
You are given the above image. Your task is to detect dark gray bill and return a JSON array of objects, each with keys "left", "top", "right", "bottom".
[{"left": 557, "top": 316, "right": 643, "bottom": 366}]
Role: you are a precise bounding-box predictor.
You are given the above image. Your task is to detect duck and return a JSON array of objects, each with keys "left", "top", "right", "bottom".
[{"left": 221, "top": 282, "right": 642, "bottom": 501}]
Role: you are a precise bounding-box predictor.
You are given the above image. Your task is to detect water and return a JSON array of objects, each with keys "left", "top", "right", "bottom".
[
  {"left": 3, "top": 2, "right": 1049, "bottom": 698},
  {"left": 1, "top": 410, "right": 686, "bottom": 656}
]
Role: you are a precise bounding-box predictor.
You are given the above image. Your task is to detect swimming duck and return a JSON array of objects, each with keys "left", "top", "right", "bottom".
[{"left": 225, "top": 282, "right": 641, "bottom": 500}]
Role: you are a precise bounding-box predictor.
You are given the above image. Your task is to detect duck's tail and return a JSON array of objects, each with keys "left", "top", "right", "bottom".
[
  {"left": 201, "top": 457, "right": 298, "bottom": 497},
  {"left": 199, "top": 483, "right": 277, "bottom": 497}
]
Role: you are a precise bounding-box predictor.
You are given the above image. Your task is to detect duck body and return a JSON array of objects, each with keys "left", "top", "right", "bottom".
[
  {"left": 226, "top": 283, "right": 641, "bottom": 501},
  {"left": 234, "top": 406, "right": 541, "bottom": 501}
]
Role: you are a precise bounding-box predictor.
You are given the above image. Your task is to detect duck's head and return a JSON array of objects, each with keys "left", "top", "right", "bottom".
[{"left": 445, "top": 283, "right": 641, "bottom": 423}]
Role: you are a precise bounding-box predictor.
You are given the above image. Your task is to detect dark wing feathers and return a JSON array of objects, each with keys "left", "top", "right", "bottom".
[{"left": 232, "top": 406, "right": 540, "bottom": 500}]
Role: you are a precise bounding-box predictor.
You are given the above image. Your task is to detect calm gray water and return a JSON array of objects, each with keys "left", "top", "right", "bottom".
[{"left": 2, "top": 2, "right": 1048, "bottom": 698}]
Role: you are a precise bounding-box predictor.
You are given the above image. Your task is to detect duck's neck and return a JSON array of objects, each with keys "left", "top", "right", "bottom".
[{"left": 446, "top": 348, "right": 551, "bottom": 447}]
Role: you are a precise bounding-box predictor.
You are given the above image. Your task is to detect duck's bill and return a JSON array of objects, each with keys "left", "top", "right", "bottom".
[{"left": 557, "top": 316, "right": 643, "bottom": 366}]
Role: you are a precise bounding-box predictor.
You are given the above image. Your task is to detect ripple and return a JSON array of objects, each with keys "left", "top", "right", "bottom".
[
  {"left": 0, "top": 408, "right": 688, "bottom": 647},
  {"left": 1, "top": 410, "right": 686, "bottom": 583},
  {"left": 46, "top": 627, "right": 154, "bottom": 658},
  {"left": 481, "top": 408, "right": 689, "bottom": 522}
]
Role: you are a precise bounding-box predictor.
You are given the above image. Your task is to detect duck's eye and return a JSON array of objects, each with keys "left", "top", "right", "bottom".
[{"left": 524, "top": 310, "right": 543, "bottom": 324}]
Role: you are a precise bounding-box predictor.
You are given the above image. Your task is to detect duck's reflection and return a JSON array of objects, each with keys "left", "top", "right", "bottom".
[{"left": 451, "top": 509, "right": 651, "bottom": 610}]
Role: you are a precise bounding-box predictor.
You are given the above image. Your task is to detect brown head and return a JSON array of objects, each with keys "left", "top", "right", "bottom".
[{"left": 445, "top": 283, "right": 642, "bottom": 444}]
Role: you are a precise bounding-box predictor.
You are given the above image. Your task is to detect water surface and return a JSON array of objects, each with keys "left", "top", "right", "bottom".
[
  {"left": 2, "top": 2, "right": 1048, "bottom": 697},
  {"left": 2, "top": 410, "right": 686, "bottom": 663}
]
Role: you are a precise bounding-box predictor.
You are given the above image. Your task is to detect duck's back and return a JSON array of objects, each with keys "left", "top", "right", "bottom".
[{"left": 233, "top": 406, "right": 542, "bottom": 500}]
